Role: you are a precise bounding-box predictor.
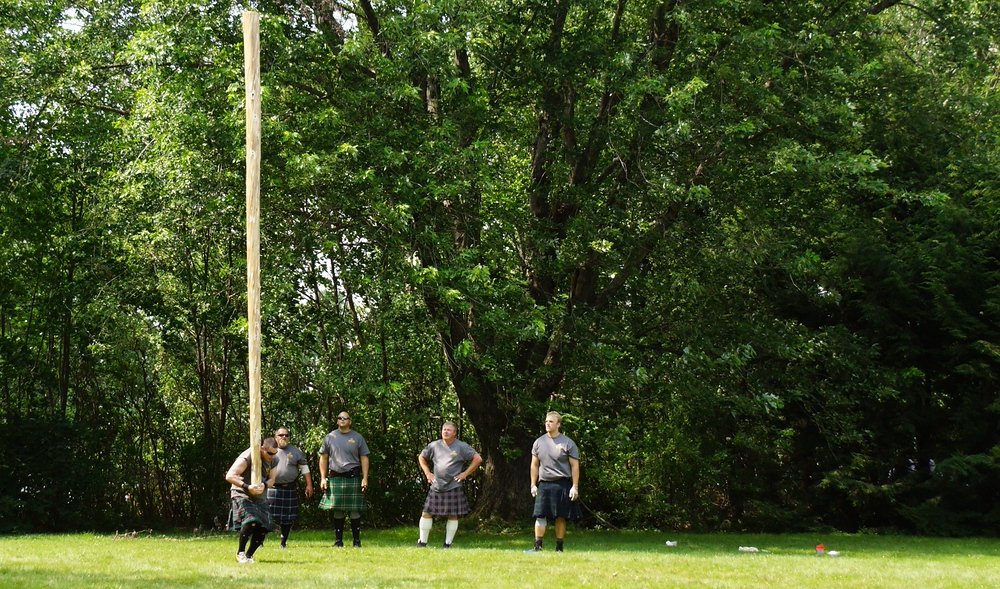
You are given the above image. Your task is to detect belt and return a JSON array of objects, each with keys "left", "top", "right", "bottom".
[
  {"left": 329, "top": 468, "right": 360, "bottom": 478},
  {"left": 273, "top": 482, "right": 297, "bottom": 489}
]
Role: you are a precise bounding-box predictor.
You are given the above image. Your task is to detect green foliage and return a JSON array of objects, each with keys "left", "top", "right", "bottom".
[{"left": 1, "top": 0, "right": 998, "bottom": 534}]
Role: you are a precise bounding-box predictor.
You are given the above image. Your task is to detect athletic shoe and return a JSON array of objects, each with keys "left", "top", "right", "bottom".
[{"left": 236, "top": 552, "right": 253, "bottom": 563}]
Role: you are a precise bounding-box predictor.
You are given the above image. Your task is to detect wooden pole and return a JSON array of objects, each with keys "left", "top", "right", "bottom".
[{"left": 242, "top": 10, "right": 262, "bottom": 485}]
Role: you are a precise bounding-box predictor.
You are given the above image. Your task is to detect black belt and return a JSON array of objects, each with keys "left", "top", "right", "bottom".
[
  {"left": 273, "top": 482, "right": 297, "bottom": 489},
  {"left": 329, "top": 468, "right": 360, "bottom": 478}
]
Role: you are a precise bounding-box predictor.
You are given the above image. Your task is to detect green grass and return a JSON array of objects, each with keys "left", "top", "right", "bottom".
[{"left": 1, "top": 528, "right": 997, "bottom": 588}]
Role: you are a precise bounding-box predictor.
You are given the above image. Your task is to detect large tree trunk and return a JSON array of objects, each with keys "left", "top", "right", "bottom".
[{"left": 457, "top": 377, "right": 535, "bottom": 520}]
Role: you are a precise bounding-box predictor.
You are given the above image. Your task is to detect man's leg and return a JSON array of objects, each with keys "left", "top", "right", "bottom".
[
  {"left": 246, "top": 525, "right": 268, "bottom": 558},
  {"left": 444, "top": 517, "right": 459, "bottom": 547},
  {"left": 418, "top": 513, "right": 433, "bottom": 546},
  {"left": 350, "top": 511, "right": 362, "bottom": 547},
  {"left": 333, "top": 510, "right": 346, "bottom": 547},
  {"left": 238, "top": 521, "right": 254, "bottom": 555},
  {"left": 534, "top": 518, "right": 547, "bottom": 551},
  {"left": 554, "top": 517, "right": 567, "bottom": 552},
  {"left": 280, "top": 523, "right": 292, "bottom": 548}
]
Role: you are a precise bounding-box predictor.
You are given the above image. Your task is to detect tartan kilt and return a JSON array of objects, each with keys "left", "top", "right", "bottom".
[
  {"left": 228, "top": 495, "right": 274, "bottom": 531},
  {"left": 422, "top": 487, "right": 470, "bottom": 517},
  {"left": 266, "top": 487, "right": 299, "bottom": 525},
  {"left": 318, "top": 477, "right": 366, "bottom": 513},
  {"left": 532, "top": 479, "right": 581, "bottom": 522}
]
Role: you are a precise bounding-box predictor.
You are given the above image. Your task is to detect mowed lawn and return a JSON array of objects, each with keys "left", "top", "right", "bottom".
[{"left": 2, "top": 528, "right": 997, "bottom": 588}]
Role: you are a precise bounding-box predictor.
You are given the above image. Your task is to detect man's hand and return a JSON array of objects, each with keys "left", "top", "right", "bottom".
[
  {"left": 320, "top": 479, "right": 328, "bottom": 492},
  {"left": 530, "top": 485, "right": 538, "bottom": 497},
  {"left": 569, "top": 485, "right": 579, "bottom": 501},
  {"left": 248, "top": 483, "right": 265, "bottom": 497},
  {"left": 305, "top": 483, "right": 314, "bottom": 499},
  {"left": 361, "top": 477, "right": 369, "bottom": 492}
]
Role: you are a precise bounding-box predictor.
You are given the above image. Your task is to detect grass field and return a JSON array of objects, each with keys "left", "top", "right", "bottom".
[{"left": 2, "top": 528, "right": 997, "bottom": 588}]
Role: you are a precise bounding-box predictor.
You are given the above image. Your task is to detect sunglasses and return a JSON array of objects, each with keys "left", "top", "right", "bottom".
[
  {"left": 276, "top": 433, "right": 289, "bottom": 437},
  {"left": 337, "top": 416, "right": 350, "bottom": 421}
]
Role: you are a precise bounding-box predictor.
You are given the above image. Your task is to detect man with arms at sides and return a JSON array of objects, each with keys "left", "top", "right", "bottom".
[
  {"left": 319, "top": 411, "right": 370, "bottom": 547},
  {"left": 529, "top": 411, "right": 581, "bottom": 552},
  {"left": 225, "top": 436, "right": 280, "bottom": 563},
  {"left": 417, "top": 421, "right": 483, "bottom": 548},
  {"left": 267, "top": 426, "right": 314, "bottom": 548}
]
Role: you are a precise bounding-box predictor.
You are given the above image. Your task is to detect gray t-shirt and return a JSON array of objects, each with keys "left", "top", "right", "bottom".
[
  {"left": 531, "top": 433, "right": 579, "bottom": 482},
  {"left": 319, "top": 430, "right": 370, "bottom": 472},
  {"left": 229, "top": 448, "right": 276, "bottom": 498},
  {"left": 272, "top": 444, "right": 308, "bottom": 484},
  {"left": 421, "top": 439, "right": 477, "bottom": 492}
]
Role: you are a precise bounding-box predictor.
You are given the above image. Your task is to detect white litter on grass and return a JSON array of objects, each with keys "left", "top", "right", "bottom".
[
  {"left": 665, "top": 541, "right": 678, "bottom": 547},
  {"left": 827, "top": 550, "right": 841, "bottom": 557},
  {"left": 738, "top": 546, "right": 760, "bottom": 553}
]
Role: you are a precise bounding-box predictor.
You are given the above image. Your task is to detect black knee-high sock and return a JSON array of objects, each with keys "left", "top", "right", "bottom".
[
  {"left": 247, "top": 527, "right": 267, "bottom": 557},
  {"left": 239, "top": 522, "right": 255, "bottom": 553},
  {"left": 280, "top": 523, "right": 292, "bottom": 543},
  {"left": 351, "top": 517, "right": 361, "bottom": 545},
  {"left": 334, "top": 517, "right": 345, "bottom": 544}
]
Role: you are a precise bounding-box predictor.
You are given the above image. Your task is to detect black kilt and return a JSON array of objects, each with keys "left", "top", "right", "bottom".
[
  {"left": 422, "top": 487, "right": 470, "bottom": 517},
  {"left": 228, "top": 494, "right": 274, "bottom": 531},
  {"left": 266, "top": 487, "right": 299, "bottom": 525},
  {"left": 532, "top": 479, "right": 581, "bottom": 522}
]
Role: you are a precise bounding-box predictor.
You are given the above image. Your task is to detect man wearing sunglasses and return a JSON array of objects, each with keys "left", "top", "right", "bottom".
[
  {"left": 319, "top": 412, "right": 371, "bottom": 547},
  {"left": 225, "top": 436, "right": 280, "bottom": 563},
  {"left": 267, "top": 427, "right": 314, "bottom": 549}
]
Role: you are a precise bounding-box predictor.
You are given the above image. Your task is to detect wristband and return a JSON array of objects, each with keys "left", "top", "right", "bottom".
[{"left": 241, "top": 482, "right": 249, "bottom": 492}]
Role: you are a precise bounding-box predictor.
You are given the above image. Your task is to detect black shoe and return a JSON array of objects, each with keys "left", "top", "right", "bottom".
[
  {"left": 443, "top": 543, "right": 452, "bottom": 549},
  {"left": 353, "top": 540, "right": 362, "bottom": 548},
  {"left": 333, "top": 541, "right": 344, "bottom": 548},
  {"left": 416, "top": 541, "right": 427, "bottom": 547}
]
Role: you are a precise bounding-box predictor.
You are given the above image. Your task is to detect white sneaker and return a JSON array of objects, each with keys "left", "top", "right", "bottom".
[{"left": 237, "top": 552, "right": 254, "bottom": 563}]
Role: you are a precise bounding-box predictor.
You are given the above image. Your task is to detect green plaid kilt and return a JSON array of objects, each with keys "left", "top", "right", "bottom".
[
  {"left": 228, "top": 495, "right": 274, "bottom": 531},
  {"left": 318, "top": 477, "right": 366, "bottom": 513}
]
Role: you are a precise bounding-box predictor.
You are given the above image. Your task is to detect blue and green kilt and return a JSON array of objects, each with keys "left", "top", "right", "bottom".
[
  {"left": 266, "top": 487, "right": 299, "bottom": 525},
  {"left": 532, "top": 479, "right": 581, "bottom": 522},
  {"left": 318, "top": 477, "right": 366, "bottom": 513},
  {"left": 422, "top": 487, "right": 470, "bottom": 517},
  {"left": 228, "top": 494, "right": 274, "bottom": 531}
]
